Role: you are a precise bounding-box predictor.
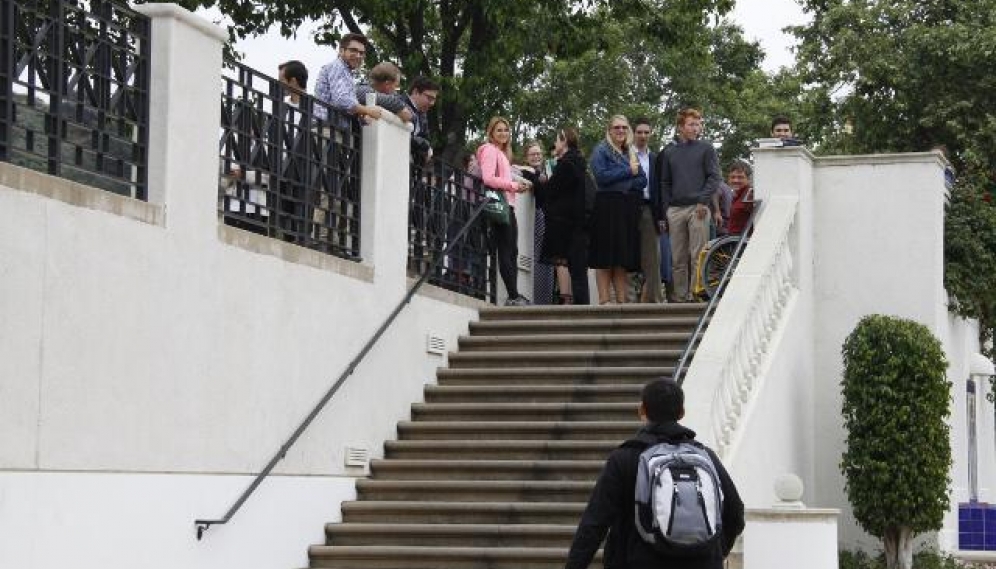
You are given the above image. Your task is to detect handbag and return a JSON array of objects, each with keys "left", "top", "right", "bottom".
[
  {"left": 472, "top": 147, "right": 510, "bottom": 226},
  {"left": 483, "top": 189, "right": 510, "bottom": 225}
]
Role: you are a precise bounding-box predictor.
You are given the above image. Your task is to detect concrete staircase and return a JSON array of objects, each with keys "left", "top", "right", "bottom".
[{"left": 309, "top": 303, "right": 707, "bottom": 569}]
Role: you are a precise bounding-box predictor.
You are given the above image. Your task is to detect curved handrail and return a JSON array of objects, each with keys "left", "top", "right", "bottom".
[
  {"left": 193, "top": 194, "right": 494, "bottom": 540},
  {"left": 673, "top": 197, "right": 763, "bottom": 384}
]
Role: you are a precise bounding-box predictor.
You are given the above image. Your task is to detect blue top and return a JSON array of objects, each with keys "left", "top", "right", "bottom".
[{"left": 590, "top": 141, "right": 647, "bottom": 193}]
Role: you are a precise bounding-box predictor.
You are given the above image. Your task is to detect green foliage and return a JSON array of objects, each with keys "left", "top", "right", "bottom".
[
  {"left": 944, "top": 161, "right": 996, "bottom": 364},
  {"left": 789, "top": 0, "right": 996, "bottom": 172},
  {"left": 840, "top": 315, "right": 951, "bottom": 540},
  {"left": 840, "top": 549, "right": 970, "bottom": 569}
]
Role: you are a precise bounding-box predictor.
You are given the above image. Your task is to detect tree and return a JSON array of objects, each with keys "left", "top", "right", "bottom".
[
  {"left": 840, "top": 315, "right": 951, "bottom": 569},
  {"left": 944, "top": 162, "right": 996, "bottom": 363},
  {"left": 145, "top": 0, "right": 783, "bottom": 164},
  {"left": 789, "top": 0, "right": 996, "bottom": 172}
]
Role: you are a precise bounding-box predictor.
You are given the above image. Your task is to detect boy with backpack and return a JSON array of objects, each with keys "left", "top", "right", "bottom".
[{"left": 564, "top": 377, "right": 745, "bottom": 569}]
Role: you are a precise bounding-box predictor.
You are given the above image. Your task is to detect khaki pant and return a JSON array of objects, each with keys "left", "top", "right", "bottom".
[
  {"left": 667, "top": 204, "right": 710, "bottom": 301},
  {"left": 637, "top": 203, "right": 663, "bottom": 303}
]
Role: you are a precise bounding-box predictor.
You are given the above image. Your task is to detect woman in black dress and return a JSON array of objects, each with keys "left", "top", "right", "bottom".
[
  {"left": 534, "top": 128, "right": 587, "bottom": 304},
  {"left": 588, "top": 115, "right": 646, "bottom": 304}
]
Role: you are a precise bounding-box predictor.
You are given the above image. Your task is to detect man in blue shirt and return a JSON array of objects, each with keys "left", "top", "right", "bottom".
[{"left": 313, "top": 33, "right": 383, "bottom": 125}]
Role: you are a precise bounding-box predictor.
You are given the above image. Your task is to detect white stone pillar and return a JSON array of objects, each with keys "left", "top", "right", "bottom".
[
  {"left": 359, "top": 107, "right": 412, "bottom": 298},
  {"left": 744, "top": 475, "right": 840, "bottom": 569},
  {"left": 133, "top": 4, "right": 226, "bottom": 240}
]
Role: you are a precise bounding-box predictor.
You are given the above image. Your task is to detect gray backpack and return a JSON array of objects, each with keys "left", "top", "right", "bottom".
[{"left": 634, "top": 441, "right": 724, "bottom": 556}]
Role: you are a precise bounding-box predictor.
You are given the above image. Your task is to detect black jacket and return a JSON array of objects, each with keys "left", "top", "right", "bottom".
[
  {"left": 533, "top": 148, "right": 586, "bottom": 227},
  {"left": 564, "top": 422, "right": 745, "bottom": 569}
]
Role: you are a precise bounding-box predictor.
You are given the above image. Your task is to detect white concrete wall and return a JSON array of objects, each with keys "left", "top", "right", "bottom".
[
  {"left": 0, "top": 6, "right": 487, "bottom": 569},
  {"left": 744, "top": 509, "right": 840, "bottom": 569},
  {"left": 717, "top": 147, "right": 992, "bottom": 554}
]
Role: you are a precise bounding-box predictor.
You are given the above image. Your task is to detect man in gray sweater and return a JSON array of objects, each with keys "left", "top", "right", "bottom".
[{"left": 658, "top": 108, "right": 721, "bottom": 302}]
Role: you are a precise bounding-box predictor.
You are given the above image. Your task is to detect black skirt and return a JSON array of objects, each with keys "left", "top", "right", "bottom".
[
  {"left": 588, "top": 192, "right": 640, "bottom": 270},
  {"left": 540, "top": 216, "right": 576, "bottom": 264}
]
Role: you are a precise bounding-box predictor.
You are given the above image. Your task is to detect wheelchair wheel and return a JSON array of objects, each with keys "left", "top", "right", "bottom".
[{"left": 700, "top": 235, "right": 743, "bottom": 299}]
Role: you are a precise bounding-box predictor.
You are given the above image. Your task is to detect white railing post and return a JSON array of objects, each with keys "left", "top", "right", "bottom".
[
  {"left": 744, "top": 475, "right": 840, "bottom": 569},
  {"left": 132, "top": 4, "right": 226, "bottom": 239},
  {"left": 358, "top": 102, "right": 412, "bottom": 297}
]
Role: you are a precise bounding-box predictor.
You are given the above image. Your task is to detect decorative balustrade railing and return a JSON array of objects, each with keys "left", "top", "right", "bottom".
[
  {"left": 709, "top": 199, "right": 798, "bottom": 456},
  {"left": 408, "top": 158, "right": 496, "bottom": 302},
  {"left": 219, "top": 62, "right": 362, "bottom": 261},
  {"left": 0, "top": 0, "right": 150, "bottom": 199}
]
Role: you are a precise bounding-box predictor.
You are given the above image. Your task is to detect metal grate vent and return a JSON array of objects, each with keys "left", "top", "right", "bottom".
[
  {"left": 517, "top": 254, "right": 533, "bottom": 272},
  {"left": 426, "top": 334, "right": 446, "bottom": 355},
  {"left": 344, "top": 446, "right": 370, "bottom": 468}
]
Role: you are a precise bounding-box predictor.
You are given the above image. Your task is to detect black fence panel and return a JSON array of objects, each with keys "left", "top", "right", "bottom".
[
  {"left": 219, "top": 62, "right": 362, "bottom": 261},
  {"left": 408, "top": 158, "right": 496, "bottom": 302},
  {"left": 0, "top": 0, "right": 150, "bottom": 199}
]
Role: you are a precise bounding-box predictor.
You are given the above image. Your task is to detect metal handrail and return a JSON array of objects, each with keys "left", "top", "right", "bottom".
[
  {"left": 674, "top": 197, "right": 763, "bottom": 384},
  {"left": 193, "top": 194, "right": 494, "bottom": 540}
]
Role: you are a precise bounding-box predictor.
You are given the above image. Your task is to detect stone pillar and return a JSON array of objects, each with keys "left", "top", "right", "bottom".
[
  {"left": 359, "top": 100, "right": 412, "bottom": 298},
  {"left": 132, "top": 4, "right": 226, "bottom": 240},
  {"left": 744, "top": 474, "right": 840, "bottom": 569}
]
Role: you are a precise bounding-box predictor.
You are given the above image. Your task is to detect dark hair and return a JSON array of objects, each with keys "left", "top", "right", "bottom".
[
  {"left": 727, "top": 159, "right": 752, "bottom": 177},
  {"left": 633, "top": 117, "right": 652, "bottom": 130},
  {"left": 558, "top": 127, "right": 580, "bottom": 150},
  {"left": 339, "top": 33, "right": 369, "bottom": 50},
  {"left": 409, "top": 75, "right": 441, "bottom": 94},
  {"left": 278, "top": 60, "right": 308, "bottom": 90},
  {"left": 641, "top": 378, "right": 684, "bottom": 423},
  {"left": 771, "top": 115, "right": 792, "bottom": 131}
]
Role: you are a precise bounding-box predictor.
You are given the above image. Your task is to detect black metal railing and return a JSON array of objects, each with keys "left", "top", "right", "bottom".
[
  {"left": 194, "top": 191, "right": 496, "bottom": 540},
  {"left": 219, "top": 62, "right": 362, "bottom": 261},
  {"left": 0, "top": 0, "right": 150, "bottom": 199},
  {"left": 674, "top": 198, "right": 763, "bottom": 384},
  {"left": 408, "top": 158, "right": 496, "bottom": 302}
]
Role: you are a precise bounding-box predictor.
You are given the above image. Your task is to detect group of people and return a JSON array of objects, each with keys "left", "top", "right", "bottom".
[
  {"left": 301, "top": 32, "right": 807, "bottom": 308},
  {"left": 470, "top": 112, "right": 799, "bottom": 306}
]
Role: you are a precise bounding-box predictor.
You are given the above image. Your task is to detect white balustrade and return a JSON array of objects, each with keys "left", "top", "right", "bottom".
[{"left": 704, "top": 200, "right": 799, "bottom": 456}]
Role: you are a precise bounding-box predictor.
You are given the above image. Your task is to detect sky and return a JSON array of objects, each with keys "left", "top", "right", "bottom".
[{"left": 206, "top": 0, "right": 810, "bottom": 83}]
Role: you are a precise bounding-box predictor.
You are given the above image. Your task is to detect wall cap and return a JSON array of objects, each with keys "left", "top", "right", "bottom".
[
  {"left": 0, "top": 162, "right": 164, "bottom": 226},
  {"left": 133, "top": 3, "right": 228, "bottom": 43},
  {"left": 217, "top": 224, "right": 374, "bottom": 282},
  {"left": 746, "top": 508, "right": 841, "bottom": 522}
]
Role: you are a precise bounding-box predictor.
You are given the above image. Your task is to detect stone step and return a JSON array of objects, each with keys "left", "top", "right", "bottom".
[
  {"left": 469, "top": 317, "right": 702, "bottom": 336},
  {"left": 457, "top": 332, "right": 696, "bottom": 352},
  {"left": 446, "top": 350, "right": 682, "bottom": 369},
  {"left": 384, "top": 440, "right": 617, "bottom": 461},
  {"left": 435, "top": 366, "right": 673, "bottom": 386},
  {"left": 340, "top": 501, "right": 585, "bottom": 525},
  {"left": 355, "top": 479, "right": 593, "bottom": 503},
  {"left": 308, "top": 545, "right": 600, "bottom": 569},
  {"left": 423, "top": 384, "right": 641, "bottom": 404},
  {"left": 324, "top": 523, "right": 576, "bottom": 548},
  {"left": 396, "top": 420, "right": 641, "bottom": 441},
  {"left": 411, "top": 402, "right": 637, "bottom": 422},
  {"left": 369, "top": 459, "right": 603, "bottom": 481},
  {"left": 477, "top": 303, "right": 705, "bottom": 321}
]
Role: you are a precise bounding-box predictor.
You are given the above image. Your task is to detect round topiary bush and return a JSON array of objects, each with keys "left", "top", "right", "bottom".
[{"left": 840, "top": 315, "right": 952, "bottom": 569}]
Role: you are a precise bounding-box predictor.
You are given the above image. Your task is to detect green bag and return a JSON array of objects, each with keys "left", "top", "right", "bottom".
[{"left": 483, "top": 189, "right": 510, "bottom": 225}]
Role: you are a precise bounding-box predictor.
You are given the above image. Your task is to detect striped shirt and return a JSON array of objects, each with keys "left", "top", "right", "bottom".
[{"left": 313, "top": 57, "right": 357, "bottom": 124}]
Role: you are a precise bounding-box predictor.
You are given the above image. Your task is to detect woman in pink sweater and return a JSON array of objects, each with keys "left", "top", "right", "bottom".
[{"left": 477, "top": 116, "right": 532, "bottom": 306}]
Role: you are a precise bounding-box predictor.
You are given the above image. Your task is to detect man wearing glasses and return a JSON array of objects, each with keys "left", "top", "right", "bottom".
[
  {"left": 402, "top": 76, "right": 441, "bottom": 164},
  {"left": 314, "top": 33, "right": 383, "bottom": 125}
]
